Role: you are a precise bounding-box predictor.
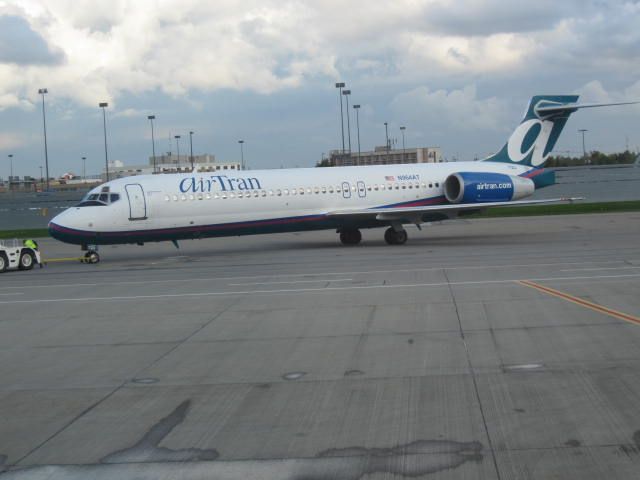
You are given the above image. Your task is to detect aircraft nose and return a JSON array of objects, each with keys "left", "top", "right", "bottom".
[{"left": 48, "top": 209, "right": 86, "bottom": 245}]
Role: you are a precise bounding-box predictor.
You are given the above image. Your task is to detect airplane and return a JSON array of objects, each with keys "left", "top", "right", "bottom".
[{"left": 48, "top": 95, "right": 638, "bottom": 263}]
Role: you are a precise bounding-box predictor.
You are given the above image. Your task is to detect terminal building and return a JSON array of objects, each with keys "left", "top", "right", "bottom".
[
  {"left": 103, "top": 154, "right": 241, "bottom": 180},
  {"left": 328, "top": 146, "right": 442, "bottom": 167}
]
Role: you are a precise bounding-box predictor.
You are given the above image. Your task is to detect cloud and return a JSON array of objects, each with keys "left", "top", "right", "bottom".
[
  {"left": 390, "top": 85, "right": 510, "bottom": 132},
  {"left": 0, "top": 132, "right": 27, "bottom": 150},
  {"left": 0, "top": 15, "right": 64, "bottom": 65}
]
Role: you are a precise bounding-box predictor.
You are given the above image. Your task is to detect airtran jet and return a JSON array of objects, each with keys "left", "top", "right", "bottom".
[{"left": 49, "top": 95, "right": 637, "bottom": 263}]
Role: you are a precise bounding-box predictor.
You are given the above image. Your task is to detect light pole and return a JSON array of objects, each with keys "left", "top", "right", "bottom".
[
  {"left": 189, "top": 131, "right": 194, "bottom": 172},
  {"left": 342, "top": 90, "right": 352, "bottom": 156},
  {"left": 8, "top": 154, "right": 13, "bottom": 179},
  {"left": 147, "top": 115, "right": 156, "bottom": 173},
  {"left": 99, "top": 102, "right": 109, "bottom": 181},
  {"left": 578, "top": 129, "right": 588, "bottom": 164},
  {"left": 38, "top": 88, "right": 50, "bottom": 190},
  {"left": 174, "top": 135, "right": 181, "bottom": 167},
  {"left": 39, "top": 166, "right": 43, "bottom": 187},
  {"left": 353, "top": 104, "right": 361, "bottom": 158},
  {"left": 335, "top": 82, "right": 345, "bottom": 154},
  {"left": 400, "top": 126, "right": 406, "bottom": 163},
  {"left": 82, "top": 156, "right": 86, "bottom": 181},
  {"left": 238, "top": 140, "right": 244, "bottom": 169},
  {"left": 384, "top": 122, "right": 389, "bottom": 163}
]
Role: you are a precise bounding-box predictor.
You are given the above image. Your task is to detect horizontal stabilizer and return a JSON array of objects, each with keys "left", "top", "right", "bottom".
[{"left": 535, "top": 100, "right": 640, "bottom": 118}]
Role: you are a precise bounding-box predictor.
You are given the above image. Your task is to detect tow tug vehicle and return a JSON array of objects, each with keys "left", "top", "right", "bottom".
[{"left": 0, "top": 239, "right": 41, "bottom": 273}]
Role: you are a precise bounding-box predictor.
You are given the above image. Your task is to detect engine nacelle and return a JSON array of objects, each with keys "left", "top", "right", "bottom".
[{"left": 443, "top": 172, "right": 535, "bottom": 204}]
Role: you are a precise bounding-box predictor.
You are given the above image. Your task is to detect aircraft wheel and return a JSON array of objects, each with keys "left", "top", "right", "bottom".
[
  {"left": 384, "top": 227, "right": 408, "bottom": 245},
  {"left": 0, "top": 253, "right": 7, "bottom": 273},
  {"left": 18, "top": 251, "right": 35, "bottom": 270},
  {"left": 85, "top": 251, "right": 100, "bottom": 264},
  {"left": 339, "top": 229, "right": 362, "bottom": 245}
]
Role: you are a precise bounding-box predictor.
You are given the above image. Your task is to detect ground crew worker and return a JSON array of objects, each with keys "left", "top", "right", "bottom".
[{"left": 23, "top": 239, "right": 38, "bottom": 250}]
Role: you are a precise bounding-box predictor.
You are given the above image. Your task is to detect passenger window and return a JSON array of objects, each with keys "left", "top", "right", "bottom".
[
  {"left": 387, "top": 184, "right": 393, "bottom": 190},
  {"left": 307, "top": 188, "right": 312, "bottom": 194},
  {"left": 205, "top": 193, "right": 211, "bottom": 199},
  {"left": 429, "top": 183, "right": 433, "bottom": 188},
  {"left": 222, "top": 193, "right": 227, "bottom": 199},
  {"left": 299, "top": 188, "right": 304, "bottom": 195},
  {"left": 435, "top": 182, "right": 440, "bottom": 187},
  {"left": 314, "top": 187, "right": 319, "bottom": 194},
  {"left": 261, "top": 190, "right": 267, "bottom": 197},
  {"left": 421, "top": 182, "right": 426, "bottom": 188},
  {"left": 321, "top": 187, "right": 326, "bottom": 193},
  {"left": 328, "top": 187, "right": 334, "bottom": 193},
  {"left": 181, "top": 195, "right": 187, "bottom": 201},
  {"left": 237, "top": 192, "right": 243, "bottom": 198},
  {"left": 336, "top": 187, "right": 341, "bottom": 193},
  {"left": 189, "top": 194, "right": 195, "bottom": 200},
  {"left": 229, "top": 193, "right": 235, "bottom": 198},
  {"left": 283, "top": 189, "right": 289, "bottom": 195},
  {"left": 269, "top": 190, "right": 274, "bottom": 196},
  {"left": 173, "top": 195, "right": 178, "bottom": 201},
  {"left": 197, "top": 194, "right": 203, "bottom": 200},
  {"left": 367, "top": 186, "right": 372, "bottom": 191},
  {"left": 351, "top": 185, "right": 356, "bottom": 192},
  {"left": 394, "top": 184, "right": 399, "bottom": 190},
  {"left": 406, "top": 184, "right": 411, "bottom": 189},
  {"left": 277, "top": 189, "right": 282, "bottom": 196},
  {"left": 292, "top": 189, "right": 297, "bottom": 195},
  {"left": 214, "top": 193, "right": 219, "bottom": 199},
  {"left": 164, "top": 195, "right": 170, "bottom": 201}
]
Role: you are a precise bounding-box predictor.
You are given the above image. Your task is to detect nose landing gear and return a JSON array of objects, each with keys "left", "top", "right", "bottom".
[
  {"left": 81, "top": 251, "right": 100, "bottom": 264},
  {"left": 80, "top": 244, "right": 100, "bottom": 264}
]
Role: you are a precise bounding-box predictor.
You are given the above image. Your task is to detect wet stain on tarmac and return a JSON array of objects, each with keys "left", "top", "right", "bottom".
[
  {"left": 101, "top": 400, "right": 219, "bottom": 463},
  {"left": 0, "top": 400, "right": 485, "bottom": 479}
]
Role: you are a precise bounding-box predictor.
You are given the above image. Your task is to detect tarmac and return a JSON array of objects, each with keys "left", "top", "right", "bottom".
[{"left": 1, "top": 212, "right": 639, "bottom": 479}]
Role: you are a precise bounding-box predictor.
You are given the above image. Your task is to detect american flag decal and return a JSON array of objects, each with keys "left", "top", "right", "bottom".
[{"left": 385, "top": 175, "right": 395, "bottom": 181}]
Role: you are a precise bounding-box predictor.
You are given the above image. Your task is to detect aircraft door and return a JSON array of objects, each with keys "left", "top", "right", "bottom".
[
  {"left": 125, "top": 183, "right": 147, "bottom": 220},
  {"left": 357, "top": 180, "right": 366, "bottom": 198},
  {"left": 342, "top": 181, "right": 351, "bottom": 199}
]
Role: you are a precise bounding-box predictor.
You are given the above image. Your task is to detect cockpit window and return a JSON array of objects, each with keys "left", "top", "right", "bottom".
[{"left": 76, "top": 192, "right": 121, "bottom": 207}]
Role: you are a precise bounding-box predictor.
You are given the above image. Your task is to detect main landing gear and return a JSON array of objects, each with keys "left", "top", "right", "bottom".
[
  {"left": 384, "top": 227, "right": 408, "bottom": 245},
  {"left": 338, "top": 227, "right": 409, "bottom": 246},
  {"left": 339, "top": 228, "right": 362, "bottom": 245}
]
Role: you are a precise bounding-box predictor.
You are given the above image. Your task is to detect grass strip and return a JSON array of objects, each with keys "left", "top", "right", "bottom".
[
  {"left": 466, "top": 200, "right": 640, "bottom": 218},
  {"left": 0, "top": 228, "right": 50, "bottom": 239}
]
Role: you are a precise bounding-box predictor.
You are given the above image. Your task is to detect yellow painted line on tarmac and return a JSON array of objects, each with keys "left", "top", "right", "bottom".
[
  {"left": 42, "top": 257, "right": 84, "bottom": 263},
  {"left": 517, "top": 279, "right": 640, "bottom": 326}
]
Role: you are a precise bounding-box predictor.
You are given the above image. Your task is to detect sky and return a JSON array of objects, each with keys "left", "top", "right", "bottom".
[{"left": 0, "top": 0, "right": 639, "bottom": 178}]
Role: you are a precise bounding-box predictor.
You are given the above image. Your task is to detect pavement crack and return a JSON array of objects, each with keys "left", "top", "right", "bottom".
[{"left": 442, "top": 268, "right": 503, "bottom": 480}]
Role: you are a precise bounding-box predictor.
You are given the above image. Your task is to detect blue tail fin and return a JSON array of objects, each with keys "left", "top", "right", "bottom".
[{"left": 484, "top": 95, "right": 579, "bottom": 168}]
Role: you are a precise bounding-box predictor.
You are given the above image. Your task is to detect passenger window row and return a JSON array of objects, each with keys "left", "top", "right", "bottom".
[{"left": 163, "top": 182, "right": 440, "bottom": 202}]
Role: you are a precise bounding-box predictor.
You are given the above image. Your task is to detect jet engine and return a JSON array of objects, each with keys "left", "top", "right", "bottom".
[{"left": 443, "top": 172, "right": 534, "bottom": 204}]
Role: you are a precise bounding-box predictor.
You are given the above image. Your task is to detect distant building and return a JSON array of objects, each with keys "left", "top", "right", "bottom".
[
  {"left": 329, "top": 146, "right": 442, "bottom": 167},
  {"left": 103, "top": 154, "right": 241, "bottom": 181}
]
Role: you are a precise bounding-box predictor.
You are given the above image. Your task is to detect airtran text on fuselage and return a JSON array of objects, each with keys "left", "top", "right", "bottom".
[{"left": 179, "top": 175, "right": 262, "bottom": 193}]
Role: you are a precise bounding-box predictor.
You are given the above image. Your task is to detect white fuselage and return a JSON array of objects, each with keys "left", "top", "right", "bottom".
[{"left": 49, "top": 161, "right": 533, "bottom": 245}]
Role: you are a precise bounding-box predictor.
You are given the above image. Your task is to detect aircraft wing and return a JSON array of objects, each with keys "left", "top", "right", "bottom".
[{"left": 326, "top": 197, "right": 584, "bottom": 223}]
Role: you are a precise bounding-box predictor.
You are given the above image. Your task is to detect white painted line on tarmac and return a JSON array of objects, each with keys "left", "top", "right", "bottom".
[
  {"left": 559, "top": 266, "right": 640, "bottom": 272},
  {"left": 229, "top": 278, "right": 353, "bottom": 286},
  {"left": 1, "top": 273, "right": 638, "bottom": 305},
  {"left": 0, "top": 259, "right": 631, "bottom": 291},
  {"left": 0, "top": 292, "right": 23, "bottom": 296}
]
